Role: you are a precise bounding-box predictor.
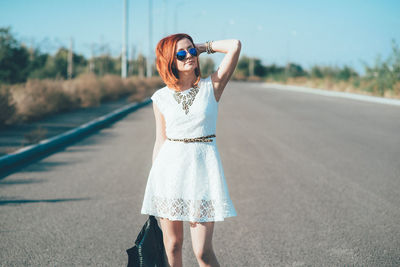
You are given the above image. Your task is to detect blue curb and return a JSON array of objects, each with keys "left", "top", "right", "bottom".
[{"left": 0, "top": 98, "right": 152, "bottom": 174}]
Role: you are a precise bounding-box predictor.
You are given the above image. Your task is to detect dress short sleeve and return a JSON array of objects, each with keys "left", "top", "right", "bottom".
[{"left": 151, "top": 90, "right": 165, "bottom": 115}]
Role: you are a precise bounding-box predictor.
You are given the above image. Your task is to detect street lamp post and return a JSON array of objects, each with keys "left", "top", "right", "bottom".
[
  {"left": 121, "top": 0, "right": 128, "bottom": 78},
  {"left": 147, "top": 0, "right": 153, "bottom": 77}
]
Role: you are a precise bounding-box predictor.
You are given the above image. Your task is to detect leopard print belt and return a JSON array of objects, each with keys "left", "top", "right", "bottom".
[{"left": 167, "top": 134, "right": 216, "bottom": 143}]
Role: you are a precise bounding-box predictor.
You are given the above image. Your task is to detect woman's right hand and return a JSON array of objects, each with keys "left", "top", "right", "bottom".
[{"left": 195, "top": 43, "right": 207, "bottom": 55}]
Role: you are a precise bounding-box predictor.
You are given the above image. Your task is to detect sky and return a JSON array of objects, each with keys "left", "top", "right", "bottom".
[{"left": 1, "top": 0, "right": 400, "bottom": 75}]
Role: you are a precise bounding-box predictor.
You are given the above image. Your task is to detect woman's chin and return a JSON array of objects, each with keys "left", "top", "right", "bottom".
[
  {"left": 179, "top": 67, "right": 196, "bottom": 73},
  {"left": 184, "top": 63, "right": 195, "bottom": 69}
]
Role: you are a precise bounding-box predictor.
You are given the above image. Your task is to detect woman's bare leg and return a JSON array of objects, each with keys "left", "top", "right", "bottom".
[
  {"left": 189, "top": 221, "right": 220, "bottom": 267},
  {"left": 159, "top": 217, "right": 184, "bottom": 267}
]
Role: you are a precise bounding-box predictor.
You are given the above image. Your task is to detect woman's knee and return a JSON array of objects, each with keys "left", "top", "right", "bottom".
[
  {"left": 193, "top": 247, "right": 214, "bottom": 262},
  {"left": 164, "top": 236, "right": 184, "bottom": 254},
  {"left": 160, "top": 218, "right": 184, "bottom": 253}
]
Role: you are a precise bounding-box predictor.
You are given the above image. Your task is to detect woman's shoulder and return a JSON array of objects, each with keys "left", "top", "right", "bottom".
[
  {"left": 151, "top": 86, "right": 169, "bottom": 103},
  {"left": 152, "top": 85, "right": 168, "bottom": 96}
]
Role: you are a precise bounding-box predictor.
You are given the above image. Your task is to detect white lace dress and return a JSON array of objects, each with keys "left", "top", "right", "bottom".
[{"left": 140, "top": 76, "right": 237, "bottom": 222}]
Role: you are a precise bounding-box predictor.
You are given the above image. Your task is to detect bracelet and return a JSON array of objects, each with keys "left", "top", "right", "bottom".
[{"left": 206, "top": 40, "right": 215, "bottom": 54}]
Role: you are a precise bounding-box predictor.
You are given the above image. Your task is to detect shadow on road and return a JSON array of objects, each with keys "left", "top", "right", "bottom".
[
  {"left": 0, "top": 197, "right": 90, "bottom": 206},
  {"left": 0, "top": 178, "right": 45, "bottom": 186},
  {"left": 0, "top": 129, "right": 116, "bottom": 179}
]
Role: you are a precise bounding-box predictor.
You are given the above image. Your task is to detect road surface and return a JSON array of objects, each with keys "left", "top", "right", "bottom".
[{"left": 1, "top": 81, "right": 399, "bottom": 266}]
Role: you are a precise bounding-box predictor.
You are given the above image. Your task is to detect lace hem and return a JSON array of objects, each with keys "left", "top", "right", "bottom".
[{"left": 143, "top": 195, "right": 236, "bottom": 222}]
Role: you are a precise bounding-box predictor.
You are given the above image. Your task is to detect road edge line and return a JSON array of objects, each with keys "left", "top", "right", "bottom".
[{"left": 263, "top": 83, "right": 400, "bottom": 106}]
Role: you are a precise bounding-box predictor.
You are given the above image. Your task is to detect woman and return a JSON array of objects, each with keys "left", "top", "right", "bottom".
[{"left": 141, "top": 33, "right": 241, "bottom": 267}]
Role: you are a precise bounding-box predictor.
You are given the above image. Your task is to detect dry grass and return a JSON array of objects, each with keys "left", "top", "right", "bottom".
[
  {"left": 10, "top": 79, "right": 75, "bottom": 123},
  {"left": 63, "top": 73, "right": 102, "bottom": 107},
  {"left": 128, "top": 76, "right": 162, "bottom": 102},
  {"left": 1, "top": 74, "right": 164, "bottom": 126}
]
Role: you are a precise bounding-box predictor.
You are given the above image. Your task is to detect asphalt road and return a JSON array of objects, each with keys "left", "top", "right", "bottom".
[{"left": 1, "top": 81, "right": 399, "bottom": 266}]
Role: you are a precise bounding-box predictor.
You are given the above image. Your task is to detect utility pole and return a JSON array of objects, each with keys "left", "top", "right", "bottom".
[
  {"left": 121, "top": 0, "right": 128, "bottom": 78},
  {"left": 147, "top": 0, "right": 153, "bottom": 77},
  {"left": 89, "top": 43, "right": 95, "bottom": 73},
  {"left": 99, "top": 36, "right": 104, "bottom": 76},
  {"left": 68, "top": 37, "right": 74, "bottom": 79},
  {"left": 129, "top": 44, "right": 136, "bottom": 76},
  {"left": 138, "top": 52, "right": 145, "bottom": 78},
  {"left": 29, "top": 37, "right": 35, "bottom": 61}
]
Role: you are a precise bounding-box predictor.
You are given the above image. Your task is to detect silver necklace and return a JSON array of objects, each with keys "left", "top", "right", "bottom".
[{"left": 173, "top": 85, "right": 199, "bottom": 115}]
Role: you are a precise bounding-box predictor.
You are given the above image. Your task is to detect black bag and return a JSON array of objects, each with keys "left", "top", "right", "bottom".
[{"left": 126, "top": 215, "right": 166, "bottom": 267}]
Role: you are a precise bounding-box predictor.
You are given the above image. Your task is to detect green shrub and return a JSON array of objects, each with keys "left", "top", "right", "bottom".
[{"left": 363, "top": 39, "right": 400, "bottom": 95}]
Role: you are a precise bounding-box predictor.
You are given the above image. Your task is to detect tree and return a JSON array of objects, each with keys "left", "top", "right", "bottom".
[
  {"left": 0, "top": 27, "right": 30, "bottom": 83},
  {"left": 236, "top": 56, "right": 269, "bottom": 77},
  {"left": 237, "top": 56, "right": 250, "bottom": 76},
  {"left": 363, "top": 39, "right": 400, "bottom": 95},
  {"left": 200, "top": 57, "right": 215, "bottom": 77},
  {"left": 285, "top": 63, "right": 306, "bottom": 77},
  {"left": 337, "top": 65, "right": 358, "bottom": 80},
  {"left": 310, "top": 66, "right": 323, "bottom": 78}
]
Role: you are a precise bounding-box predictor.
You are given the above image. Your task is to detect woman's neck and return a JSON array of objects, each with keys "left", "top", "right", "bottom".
[{"left": 176, "top": 72, "right": 197, "bottom": 91}]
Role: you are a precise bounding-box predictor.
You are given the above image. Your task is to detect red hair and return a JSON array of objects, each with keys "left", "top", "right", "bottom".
[{"left": 155, "top": 33, "right": 201, "bottom": 90}]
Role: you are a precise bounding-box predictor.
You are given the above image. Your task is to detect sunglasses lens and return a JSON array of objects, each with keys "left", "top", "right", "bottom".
[
  {"left": 189, "top": 47, "right": 198, "bottom": 57},
  {"left": 176, "top": 50, "right": 186, "bottom": 61}
]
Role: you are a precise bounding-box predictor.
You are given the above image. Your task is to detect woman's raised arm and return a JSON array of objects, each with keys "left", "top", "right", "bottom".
[{"left": 196, "top": 39, "right": 241, "bottom": 102}]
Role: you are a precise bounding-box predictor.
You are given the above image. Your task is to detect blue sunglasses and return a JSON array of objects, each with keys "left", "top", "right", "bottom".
[{"left": 176, "top": 47, "right": 198, "bottom": 61}]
